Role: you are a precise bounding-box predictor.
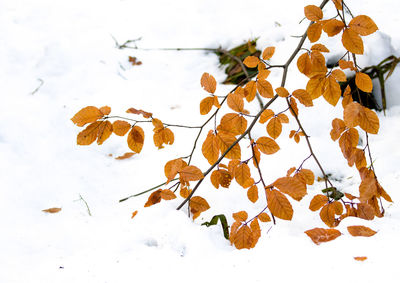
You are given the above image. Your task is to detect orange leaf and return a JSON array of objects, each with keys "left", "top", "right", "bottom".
[
  {"left": 332, "top": 0, "right": 343, "bottom": 10},
  {"left": 144, "top": 189, "right": 162, "bottom": 207},
  {"left": 273, "top": 176, "right": 307, "bottom": 201},
  {"left": 354, "top": 256, "right": 368, "bottom": 261},
  {"left": 179, "top": 165, "right": 204, "bottom": 182},
  {"left": 311, "top": 43, "right": 330, "bottom": 53},
  {"left": 330, "top": 118, "right": 346, "bottom": 141},
  {"left": 258, "top": 212, "right": 271, "bottom": 222},
  {"left": 216, "top": 132, "right": 241, "bottom": 159},
  {"left": 320, "top": 203, "right": 336, "bottom": 227},
  {"left": 244, "top": 81, "right": 257, "bottom": 102},
  {"left": 257, "top": 80, "right": 274, "bottom": 98},
  {"left": 308, "top": 22, "right": 323, "bottom": 43},
  {"left": 250, "top": 218, "right": 261, "bottom": 248},
  {"left": 359, "top": 107, "right": 380, "bottom": 134},
  {"left": 347, "top": 225, "right": 377, "bottom": 237},
  {"left": 202, "top": 130, "right": 220, "bottom": 165},
  {"left": 289, "top": 97, "right": 298, "bottom": 117},
  {"left": 42, "top": 207, "right": 62, "bottom": 213},
  {"left": 359, "top": 176, "right": 378, "bottom": 202},
  {"left": 275, "top": 87, "right": 290, "bottom": 97},
  {"left": 349, "top": 15, "right": 378, "bottom": 36},
  {"left": 189, "top": 196, "right": 210, "bottom": 219},
  {"left": 355, "top": 72, "right": 373, "bottom": 93},
  {"left": 164, "top": 158, "right": 187, "bottom": 183},
  {"left": 323, "top": 75, "right": 341, "bottom": 106},
  {"left": 233, "top": 211, "right": 248, "bottom": 222},
  {"left": 99, "top": 106, "right": 111, "bottom": 115},
  {"left": 112, "top": 120, "right": 131, "bottom": 136},
  {"left": 234, "top": 163, "right": 251, "bottom": 188},
  {"left": 377, "top": 183, "right": 393, "bottom": 203},
  {"left": 342, "top": 86, "right": 353, "bottom": 108},
  {"left": 153, "top": 128, "right": 174, "bottom": 149},
  {"left": 262, "top": 46, "right": 275, "bottom": 60},
  {"left": 97, "top": 120, "right": 113, "bottom": 145},
  {"left": 267, "top": 117, "right": 282, "bottom": 139},
  {"left": 357, "top": 203, "right": 375, "bottom": 220},
  {"left": 200, "top": 97, "right": 215, "bottom": 115},
  {"left": 306, "top": 77, "right": 325, "bottom": 99},
  {"left": 131, "top": 210, "right": 138, "bottom": 219},
  {"left": 77, "top": 121, "right": 102, "bottom": 145},
  {"left": 310, "top": 50, "right": 327, "bottom": 78},
  {"left": 343, "top": 102, "right": 362, "bottom": 128},
  {"left": 322, "top": 19, "right": 345, "bottom": 37},
  {"left": 227, "top": 92, "right": 244, "bottom": 112},
  {"left": 292, "top": 89, "right": 313, "bottom": 107},
  {"left": 331, "top": 69, "right": 347, "bottom": 82},
  {"left": 295, "top": 169, "right": 315, "bottom": 185},
  {"left": 304, "top": 5, "right": 323, "bottom": 21},
  {"left": 266, "top": 189, "right": 293, "bottom": 220},
  {"left": 257, "top": 69, "right": 271, "bottom": 81},
  {"left": 218, "top": 113, "right": 247, "bottom": 136},
  {"left": 342, "top": 28, "right": 364, "bottom": 54},
  {"left": 233, "top": 225, "right": 253, "bottom": 249},
  {"left": 339, "top": 60, "right": 355, "bottom": 70},
  {"left": 71, "top": 106, "right": 104, "bottom": 127},
  {"left": 259, "top": 109, "right": 274, "bottom": 124},
  {"left": 126, "top": 107, "right": 152, "bottom": 118},
  {"left": 160, "top": 189, "right": 177, "bottom": 200},
  {"left": 304, "top": 228, "right": 341, "bottom": 245},
  {"left": 297, "top": 53, "right": 312, "bottom": 76},
  {"left": 115, "top": 152, "right": 136, "bottom": 160},
  {"left": 277, "top": 113, "right": 289, "bottom": 124},
  {"left": 309, "top": 194, "right": 328, "bottom": 211},
  {"left": 243, "top": 56, "right": 260, "bottom": 68},
  {"left": 247, "top": 185, "right": 259, "bottom": 203},
  {"left": 127, "top": 126, "right": 144, "bottom": 153},
  {"left": 256, "top": 136, "right": 280, "bottom": 155},
  {"left": 152, "top": 118, "right": 164, "bottom": 130},
  {"left": 200, "top": 72, "right": 217, "bottom": 94}
]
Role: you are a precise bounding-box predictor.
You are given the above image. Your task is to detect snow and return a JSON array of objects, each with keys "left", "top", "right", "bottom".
[{"left": 1, "top": 0, "right": 400, "bottom": 282}]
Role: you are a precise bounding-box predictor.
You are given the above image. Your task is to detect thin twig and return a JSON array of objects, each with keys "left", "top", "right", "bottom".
[
  {"left": 75, "top": 194, "right": 92, "bottom": 216},
  {"left": 30, "top": 78, "right": 44, "bottom": 95}
]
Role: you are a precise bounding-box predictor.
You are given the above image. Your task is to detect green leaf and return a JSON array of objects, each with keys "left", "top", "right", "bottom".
[{"left": 201, "top": 214, "right": 229, "bottom": 240}]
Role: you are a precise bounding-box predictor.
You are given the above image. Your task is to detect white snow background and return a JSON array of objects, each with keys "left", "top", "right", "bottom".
[{"left": 1, "top": 0, "right": 400, "bottom": 282}]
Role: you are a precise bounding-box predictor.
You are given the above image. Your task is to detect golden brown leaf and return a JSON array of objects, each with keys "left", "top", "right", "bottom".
[
  {"left": 342, "top": 86, "right": 353, "bottom": 108},
  {"left": 295, "top": 169, "right": 315, "bottom": 185},
  {"left": 259, "top": 109, "right": 274, "bottom": 124},
  {"left": 234, "top": 163, "right": 252, "bottom": 188},
  {"left": 247, "top": 185, "right": 259, "bottom": 203},
  {"left": 233, "top": 211, "right": 248, "bottom": 222},
  {"left": 112, "top": 120, "right": 131, "bottom": 136},
  {"left": 347, "top": 225, "right": 377, "bottom": 237},
  {"left": 256, "top": 136, "right": 280, "bottom": 155},
  {"left": 97, "top": 120, "right": 113, "bottom": 145},
  {"left": 127, "top": 126, "right": 144, "bottom": 153},
  {"left": 262, "top": 46, "right": 275, "bottom": 60},
  {"left": 71, "top": 106, "right": 104, "bottom": 127},
  {"left": 357, "top": 203, "right": 375, "bottom": 220},
  {"left": 322, "top": 19, "right": 345, "bottom": 37},
  {"left": 126, "top": 107, "right": 152, "bottom": 118},
  {"left": 339, "top": 60, "right": 355, "bottom": 70},
  {"left": 179, "top": 165, "right": 204, "bottom": 182},
  {"left": 355, "top": 72, "right": 373, "bottom": 93},
  {"left": 250, "top": 218, "right": 261, "bottom": 248},
  {"left": 77, "top": 121, "right": 102, "bottom": 145},
  {"left": 311, "top": 43, "right": 330, "bottom": 53},
  {"left": 343, "top": 102, "right": 362, "bottom": 128},
  {"left": 330, "top": 118, "right": 346, "bottom": 141},
  {"left": 216, "top": 132, "right": 241, "bottom": 159},
  {"left": 359, "top": 176, "right": 378, "bottom": 202},
  {"left": 275, "top": 87, "right": 290, "bottom": 97},
  {"left": 289, "top": 97, "right": 299, "bottom": 117},
  {"left": 257, "top": 69, "right": 271, "bottom": 81},
  {"left": 308, "top": 22, "right": 323, "bottom": 43},
  {"left": 266, "top": 189, "right": 293, "bottom": 220},
  {"left": 273, "top": 176, "right": 307, "bottom": 201},
  {"left": 227, "top": 92, "right": 244, "bottom": 112},
  {"left": 257, "top": 80, "right": 274, "bottom": 98},
  {"left": 152, "top": 118, "right": 164, "bottom": 130},
  {"left": 349, "top": 148, "right": 367, "bottom": 169},
  {"left": 297, "top": 53, "right": 312, "bottom": 77},
  {"left": 332, "top": 0, "right": 343, "bottom": 10},
  {"left": 277, "top": 113, "right": 289, "bottom": 124},
  {"left": 292, "top": 89, "right": 313, "bottom": 107},
  {"left": 243, "top": 56, "right": 260, "bottom": 68},
  {"left": 244, "top": 81, "right": 257, "bottom": 102},
  {"left": 304, "top": 5, "right": 323, "bottom": 21},
  {"left": 165, "top": 158, "right": 187, "bottom": 183},
  {"left": 144, "top": 189, "right": 162, "bottom": 207},
  {"left": 200, "top": 97, "right": 215, "bottom": 115},
  {"left": 310, "top": 51, "right": 327, "bottom": 78},
  {"left": 189, "top": 196, "right": 210, "bottom": 219},
  {"left": 306, "top": 77, "right": 325, "bottom": 99},
  {"left": 349, "top": 15, "right": 378, "bottom": 36},
  {"left": 309, "top": 194, "right": 329, "bottom": 211},
  {"left": 323, "top": 75, "right": 342, "bottom": 106},
  {"left": 258, "top": 213, "right": 271, "bottom": 222},
  {"left": 131, "top": 210, "right": 138, "bottom": 219},
  {"left": 320, "top": 203, "right": 336, "bottom": 227},
  {"left": 160, "top": 189, "right": 177, "bottom": 200},
  {"left": 202, "top": 130, "right": 220, "bottom": 165},
  {"left": 304, "top": 228, "right": 341, "bottom": 245},
  {"left": 233, "top": 225, "right": 253, "bottom": 249},
  {"left": 153, "top": 128, "right": 174, "bottom": 149},
  {"left": 331, "top": 69, "right": 347, "bottom": 82},
  {"left": 42, "top": 207, "right": 62, "bottom": 213},
  {"left": 377, "top": 183, "right": 393, "bottom": 202},
  {"left": 358, "top": 106, "right": 380, "bottom": 134},
  {"left": 354, "top": 256, "right": 368, "bottom": 261},
  {"left": 342, "top": 28, "right": 364, "bottom": 54},
  {"left": 99, "top": 106, "right": 111, "bottom": 116},
  {"left": 339, "top": 128, "right": 359, "bottom": 160},
  {"left": 115, "top": 152, "right": 136, "bottom": 160},
  {"left": 267, "top": 117, "right": 282, "bottom": 139},
  {"left": 200, "top": 72, "right": 217, "bottom": 94}
]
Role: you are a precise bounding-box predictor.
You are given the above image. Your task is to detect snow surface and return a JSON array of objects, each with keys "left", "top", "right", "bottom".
[{"left": 1, "top": 0, "right": 399, "bottom": 282}]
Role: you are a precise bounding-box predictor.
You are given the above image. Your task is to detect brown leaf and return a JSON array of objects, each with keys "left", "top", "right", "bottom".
[
  {"left": 153, "top": 128, "right": 174, "bottom": 149},
  {"left": 97, "top": 120, "right": 113, "bottom": 145},
  {"left": 218, "top": 113, "right": 247, "bottom": 136},
  {"left": 179, "top": 165, "right": 204, "bottom": 182},
  {"left": 342, "top": 28, "right": 364, "bottom": 54},
  {"left": 250, "top": 218, "right": 261, "bottom": 248},
  {"left": 343, "top": 102, "right": 362, "bottom": 128},
  {"left": 267, "top": 117, "right": 282, "bottom": 139},
  {"left": 306, "top": 77, "right": 325, "bottom": 99},
  {"left": 308, "top": 22, "right": 323, "bottom": 43},
  {"left": 200, "top": 72, "right": 217, "bottom": 94},
  {"left": 164, "top": 158, "right": 187, "bottom": 183},
  {"left": 357, "top": 203, "right": 375, "bottom": 220},
  {"left": 275, "top": 87, "right": 290, "bottom": 98},
  {"left": 304, "top": 5, "right": 323, "bottom": 21},
  {"left": 160, "top": 189, "right": 177, "bottom": 200},
  {"left": 359, "top": 176, "right": 378, "bottom": 201},
  {"left": 71, "top": 106, "right": 104, "bottom": 127},
  {"left": 126, "top": 107, "right": 152, "bottom": 118},
  {"left": 262, "top": 46, "right": 275, "bottom": 60},
  {"left": 354, "top": 256, "right": 368, "bottom": 261},
  {"left": 305, "top": 227, "right": 341, "bottom": 245},
  {"left": 273, "top": 176, "right": 307, "bottom": 201},
  {"left": 202, "top": 130, "right": 220, "bottom": 165},
  {"left": 323, "top": 75, "right": 341, "bottom": 106},
  {"left": 330, "top": 118, "right": 346, "bottom": 141},
  {"left": 358, "top": 106, "right": 379, "bottom": 134},
  {"left": 99, "top": 106, "right": 111, "bottom": 116},
  {"left": 257, "top": 80, "right": 274, "bottom": 98},
  {"left": 331, "top": 69, "right": 347, "bottom": 82},
  {"left": 349, "top": 15, "right": 378, "bottom": 36},
  {"left": 309, "top": 194, "right": 328, "bottom": 211},
  {"left": 339, "top": 60, "right": 355, "bottom": 70},
  {"left": 227, "top": 92, "right": 244, "bottom": 113},
  {"left": 295, "top": 169, "right": 315, "bottom": 185},
  {"left": 243, "top": 56, "right": 260, "bottom": 68},
  {"left": 115, "top": 152, "right": 136, "bottom": 160},
  {"left": 131, "top": 210, "right": 138, "bottom": 219},
  {"left": 355, "top": 72, "right": 373, "bottom": 93},
  {"left": 216, "top": 132, "right": 241, "bottom": 159},
  {"left": 77, "top": 121, "right": 102, "bottom": 145},
  {"left": 234, "top": 163, "right": 252, "bottom": 188},
  {"left": 247, "top": 185, "right": 259, "bottom": 203},
  {"left": 292, "top": 89, "right": 313, "bottom": 107},
  {"left": 266, "top": 189, "right": 293, "bottom": 220},
  {"left": 200, "top": 97, "right": 215, "bottom": 115},
  {"left": 189, "top": 196, "right": 210, "bottom": 219},
  {"left": 347, "top": 225, "right": 377, "bottom": 237},
  {"left": 144, "top": 189, "right": 162, "bottom": 207},
  {"left": 332, "top": 0, "right": 343, "bottom": 10},
  {"left": 233, "top": 225, "right": 253, "bottom": 249},
  {"left": 297, "top": 53, "right": 312, "bottom": 76},
  {"left": 127, "top": 126, "right": 144, "bottom": 153},
  {"left": 320, "top": 203, "right": 336, "bottom": 227},
  {"left": 322, "top": 19, "right": 345, "bottom": 37},
  {"left": 233, "top": 211, "right": 248, "bottom": 222},
  {"left": 256, "top": 136, "right": 280, "bottom": 155},
  {"left": 311, "top": 43, "right": 330, "bottom": 53},
  {"left": 310, "top": 51, "right": 327, "bottom": 78},
  {"left": 258, "top": 213, "right": 271, "bottom": 222},
  {"left": 112, "top": 120, "right": 131, "bottom": 136},
  {"left": 244, "top": 81, "right": 257, "bottom": 102},
  {"left": 259, "top": 109, "right": 275, "bottom": 124},
  {"left": 42, "top": 207, "right": 62, "bottom": 213}
]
